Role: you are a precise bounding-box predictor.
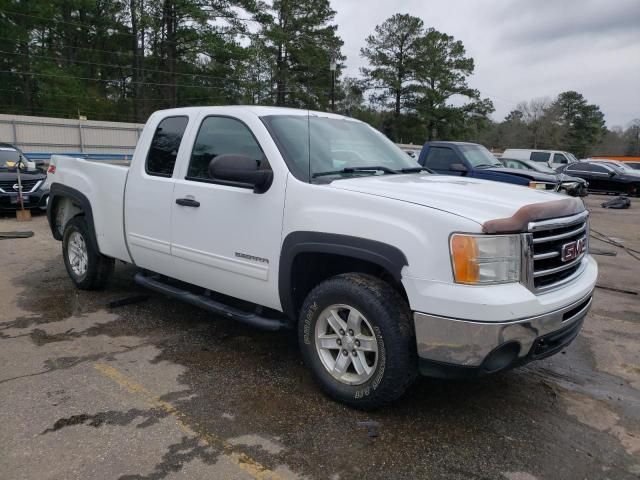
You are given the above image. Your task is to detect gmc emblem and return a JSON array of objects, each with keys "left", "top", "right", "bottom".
[{"left": 561, "top": 236, "right": 587, "bottom": 262}]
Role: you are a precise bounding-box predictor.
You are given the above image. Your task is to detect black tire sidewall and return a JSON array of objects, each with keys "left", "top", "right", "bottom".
[
  {"left": 62, "top": 217, "right": 101, "bottom": 289},
  {"left": 299, "top": 274, "right": 416, "bottom": 408}
]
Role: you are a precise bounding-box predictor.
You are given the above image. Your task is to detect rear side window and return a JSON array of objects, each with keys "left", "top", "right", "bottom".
[
  {"left": 553, "top": 153, "right": 568, "bottom": 164},
  {"left": 424, "top": 147, "right": 459, "bottom": 170},
  {"left": 146, "top": 116, "right": 189, "bottom": 177},
  {"left": 187, "top": 116, "right": 267, "bottom": 181},
  {"left": 530, "top": 152, "right": 550, "bottom": 162}
]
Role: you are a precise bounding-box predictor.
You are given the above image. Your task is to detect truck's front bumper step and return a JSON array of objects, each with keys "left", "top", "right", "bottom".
[
  {"left": 134, "top": 273, "right": 287, "bottom": 331},
  {"left": 414, "top": 292, "right": 593, "bottom": 378}
]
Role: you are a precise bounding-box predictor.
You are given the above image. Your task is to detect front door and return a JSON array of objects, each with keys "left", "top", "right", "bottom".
[
  {"left": 422, "top": 146, "right": 464, "bottom": 175},
  {"left": 169, "top": 115, "right": 286, "bottom": 311}
]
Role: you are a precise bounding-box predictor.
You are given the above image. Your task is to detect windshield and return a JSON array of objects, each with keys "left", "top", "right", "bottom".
[
  {"left": 458, "top": 144, "right": 502, "bottom": 167},
  {"left": 533, "top": 162, "right": 556, "bottom": 173},
  {"left": 0, "top": 148, "right": 21, "bottom": 168},
  {"left": 567, "top": 153, "right": 578, "bottom": 162},
  {"left": 262, "top": 115, "right": 418, "bottom": 181}
]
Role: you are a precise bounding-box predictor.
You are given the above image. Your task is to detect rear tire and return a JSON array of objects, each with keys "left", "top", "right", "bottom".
[
  {"left": 62, "top": 216, "right": 114, "bottom": 290},
  {"left": 298, "top": 273, "right": 417, "bottom": 409}
]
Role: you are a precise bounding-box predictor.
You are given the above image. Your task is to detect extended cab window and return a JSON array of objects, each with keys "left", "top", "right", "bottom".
[
  {"left": 530, "top": 152, "right": 550, "bottom": 163},
  {"left": 424, "top": 147, "right": 458, "bottom": 170},
  {"left": 146, "top": 116, "right": 189, "bottom": 177},
  {"left": 187, "top": 116, "right": 267, "bottom": 180},
  {"left": 553, "top": 153, "right": 568, "bottom": 164}
]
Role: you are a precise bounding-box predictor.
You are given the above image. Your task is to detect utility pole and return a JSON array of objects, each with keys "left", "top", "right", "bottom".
[{"left": 330, "top": 56, "right": 336, "bottom": 112}]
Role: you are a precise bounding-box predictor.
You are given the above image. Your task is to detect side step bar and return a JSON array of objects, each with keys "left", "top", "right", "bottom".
[{"left": 134, "top": 273, "right": 286, "bottom": 331}]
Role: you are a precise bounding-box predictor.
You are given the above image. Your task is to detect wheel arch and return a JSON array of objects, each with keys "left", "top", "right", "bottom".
[
  {"left": 47, "top": 183, "right": 99, "bottom": 253},
  {"left": 279, "top": 232, "right": 409, "bottom": 320}
]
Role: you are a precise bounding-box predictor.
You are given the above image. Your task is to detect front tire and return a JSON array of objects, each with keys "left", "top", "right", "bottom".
[
  {"left": 298, "top": 273, "right": 417, "bottom": 409},
  {"left": 62, "top": 216, "right": 114, "bottom": 290}
]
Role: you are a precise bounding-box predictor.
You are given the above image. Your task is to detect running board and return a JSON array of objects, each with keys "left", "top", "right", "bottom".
[{"left": 134, "top": 273, "right": 286, "bottom": 331}]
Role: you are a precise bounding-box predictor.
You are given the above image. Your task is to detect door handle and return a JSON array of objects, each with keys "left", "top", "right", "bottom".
[{"left": 175, "top": 198, "right": 200, "bottom": 207}]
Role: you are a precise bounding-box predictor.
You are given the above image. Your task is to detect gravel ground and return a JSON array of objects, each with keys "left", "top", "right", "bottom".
[{"left": 0, "top": 194, "right": 639, "bottom": 480}]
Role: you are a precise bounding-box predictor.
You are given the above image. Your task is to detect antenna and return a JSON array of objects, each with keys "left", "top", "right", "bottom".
[{"left": 307, "top": 104, "right": 311, "bottom": 183}]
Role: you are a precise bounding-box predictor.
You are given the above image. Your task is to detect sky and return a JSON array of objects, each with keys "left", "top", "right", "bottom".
[{"left": 333, "top": 0, "right": 640, "bottom": 128}]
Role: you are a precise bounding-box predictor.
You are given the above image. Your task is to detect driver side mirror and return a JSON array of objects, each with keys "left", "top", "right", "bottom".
[
  {"left": 608, "top": 170, "right": 616, "bottom": 177},
  {"left": 208, "top": 154, "right": 273, "bottom": 193},
  {"left": 449, "top": 163, "right": 467, "bottom": 173}
]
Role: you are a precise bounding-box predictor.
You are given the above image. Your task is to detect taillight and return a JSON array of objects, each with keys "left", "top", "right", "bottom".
[{"left": 47, "top": 165, "right": 56, "bottom": 174}]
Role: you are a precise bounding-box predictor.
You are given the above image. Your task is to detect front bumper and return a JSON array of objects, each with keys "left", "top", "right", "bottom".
[{"left": 414, "top": 291, "right": 593, "bottom": 378}]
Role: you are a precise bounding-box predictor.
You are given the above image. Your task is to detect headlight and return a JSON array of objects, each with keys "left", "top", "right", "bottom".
[
  {"left": 528, "top": 181, "right": 547, "bottom": 190},
  {"left": 450, "top": 234, "right": 521, "bottom": 285}
]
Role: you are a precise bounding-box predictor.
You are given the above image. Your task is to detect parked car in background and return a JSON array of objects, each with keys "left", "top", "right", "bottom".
[
  {"left": 502, "top": 149, "right": 578, "bottom": 170},
  {"left": 418, "top": 141, "right": 559, "bottom": 191},
  {"left": 557, "top": 161, "right": 640, "bottom": 196},
  {"left": 0, "top": 143, "right": 49, "bottom": 211},
  {"left": 45, "top": 106, "right": 596, "bottom": 408},
  {"left": 400, "top": 147, "right": 421, "bottom": 159},
  {"left": 585, "top": 159, "right": 640, "bottom": 176},
  {"left": 500, "top": 157, "right": 588, "bottom": 196},
  {"left": 624, "top": 161, "right": 640, "bottom": 170}
]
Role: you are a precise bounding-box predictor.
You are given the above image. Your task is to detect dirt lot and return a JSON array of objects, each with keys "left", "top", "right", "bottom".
[{"left": 1, "top": 195, "right": 639, "bottom": 480}]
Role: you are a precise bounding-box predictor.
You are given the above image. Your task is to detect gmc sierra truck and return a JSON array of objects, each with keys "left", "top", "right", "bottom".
[{"left": 46, "top": 106, "right": 597, "bottom": 408}]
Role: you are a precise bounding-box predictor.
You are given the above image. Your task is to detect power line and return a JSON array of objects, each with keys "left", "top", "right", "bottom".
[
  {"left": 0, "top": 69, "right": 241, "bottom": 91},
  {"left": 0, "top": 8, "right": 260, "bottom": 46},
  {"left": 0, "top": 48, "right": 248, "bottom": 83}
]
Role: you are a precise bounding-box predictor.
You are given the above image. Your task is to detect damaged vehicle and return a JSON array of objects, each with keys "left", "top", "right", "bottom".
[
  {"left": 46, "top": 107, "right": 597, "bottom": 408},
  {"left": 500, "top": 157, "right": 588, "bottom": 196}
]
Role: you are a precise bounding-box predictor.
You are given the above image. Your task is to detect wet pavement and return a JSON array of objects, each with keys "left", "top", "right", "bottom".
[{"left": 1, "top": 195, "right": 639, "bottom": 480}]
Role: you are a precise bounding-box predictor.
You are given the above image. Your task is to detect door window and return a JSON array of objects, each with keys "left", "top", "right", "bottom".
[
  {"left": 146, "top": 116, "right": 189, "bottom": 177},
  {"left": 553, "top": 153, "right": 568, "bottom": 164},
  {"left": 187, "top": 116, "right": 267, "bottom": 181},
  {"left": 530, "top": 152, "right": 551, "bottom": 162},
  {"left": 589, "top": 164, "right": 608, "bottom": 173},
  {"left": 424, "top": 147, "right": 459, "bottom": 170}
]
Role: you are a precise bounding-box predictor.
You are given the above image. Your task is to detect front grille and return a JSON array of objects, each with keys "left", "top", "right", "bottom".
[
  {"left": 0, "top": 179, "right": 40, "bottom": 192},
  {"left": 525, "top": 211, "right": 589, "bottom": 292}
]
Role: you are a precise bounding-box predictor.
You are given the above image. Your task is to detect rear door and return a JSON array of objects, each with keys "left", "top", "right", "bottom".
[
  {"left": 169, "top": 114, "right": 286, "bottom": 310},
  {"left": 529, "top": 151, "right": 551, "bottom": 167},
  {"left": 124, "top": 115, "right": 191, "bottom": 273}
]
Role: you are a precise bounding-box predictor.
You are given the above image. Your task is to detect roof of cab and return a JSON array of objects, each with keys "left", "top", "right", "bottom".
[{"left": 149, "top": 105, "right": 359, "bottom": 121}]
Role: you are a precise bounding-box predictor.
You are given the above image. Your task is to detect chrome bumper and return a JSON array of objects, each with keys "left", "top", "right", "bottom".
[{"left": 413, "top": 291, "right": 593, "bottom": 375}]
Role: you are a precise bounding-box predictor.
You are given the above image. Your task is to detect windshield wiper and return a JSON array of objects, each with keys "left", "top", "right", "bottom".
[
  {"left": 398, "top": 166, "right": 433, "bottom": 174},
  {"left": 312, "top": 166, "right": 399, "bottom": 178}
]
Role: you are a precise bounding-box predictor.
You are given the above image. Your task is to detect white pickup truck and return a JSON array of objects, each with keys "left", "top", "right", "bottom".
[{"left": 47, "top": 106, "right": 597, "bottom": 408}]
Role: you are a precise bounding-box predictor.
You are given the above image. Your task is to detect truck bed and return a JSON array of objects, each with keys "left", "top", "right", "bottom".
[{"left": 48, "top": 155, "right": 131, "bottom": 262}]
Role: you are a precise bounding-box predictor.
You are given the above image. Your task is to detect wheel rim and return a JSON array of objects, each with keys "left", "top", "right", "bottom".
[
  {"left": 67, "top": 231, "right": 88, "bottom": 277},
  {"left": 314, "top": 304, "right": 379, "bottom": 385}
]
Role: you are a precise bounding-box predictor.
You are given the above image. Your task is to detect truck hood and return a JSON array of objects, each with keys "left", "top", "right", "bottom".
[{"left": 328, "top": 173, "right": 570, "bottom": 226}]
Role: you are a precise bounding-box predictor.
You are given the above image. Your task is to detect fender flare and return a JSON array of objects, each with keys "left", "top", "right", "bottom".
[
  {"left": 47, "top": 183, "right": 100, "bottom": 253},
  {"left": 279, "top": 231, "right": 408, "bottom": 319}
]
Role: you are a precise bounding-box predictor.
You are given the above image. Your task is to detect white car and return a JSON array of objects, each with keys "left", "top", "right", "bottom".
[
  {"left": 45, "top": 106, "right": 597, "bottom": 408},
  {"left": 503, "top": 149, "right": 579, "bottom": 170}
]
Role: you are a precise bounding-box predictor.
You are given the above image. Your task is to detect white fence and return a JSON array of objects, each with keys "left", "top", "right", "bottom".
[{"left": 0, "top": 113, "right": 144, "bottom": 161}]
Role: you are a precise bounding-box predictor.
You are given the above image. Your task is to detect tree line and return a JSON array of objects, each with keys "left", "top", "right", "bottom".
[{"left": 0, "top": 1, "right": 634, "bottom": 157}]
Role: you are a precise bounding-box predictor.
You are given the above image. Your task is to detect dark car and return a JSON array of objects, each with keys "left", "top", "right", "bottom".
[
  {"left": 557, "top": 161, "right": 640, "bottom": 196},
  {"left": 0, "top": 143, "right": 49, "bottom": 211},
  {"left": 500, "top": 157, "right": 588, "bottom": 196},
  {"left": 417, "top": 141, "right": 559, "bottom": 191},
  {"left": 626, "top": 161, "right": 640, "bottom": 170}
]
